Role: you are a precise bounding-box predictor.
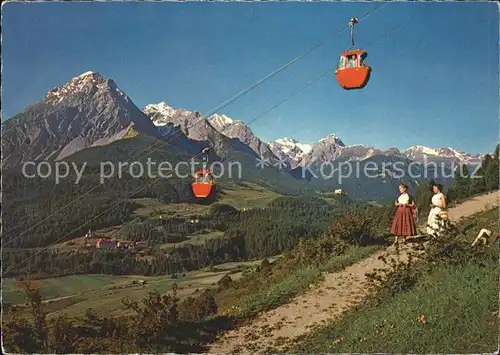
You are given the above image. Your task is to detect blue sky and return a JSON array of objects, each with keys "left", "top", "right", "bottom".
[{"left": 2, "top": 1, "right": 498, "bottom": 155}]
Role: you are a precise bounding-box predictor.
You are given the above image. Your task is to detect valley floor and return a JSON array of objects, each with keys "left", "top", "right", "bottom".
[
  {"left": 3, "top": 257, "right": 282, "bottom": 320},
  {"left": 208, "top": 191, "right": 500, "bottom": 353}
]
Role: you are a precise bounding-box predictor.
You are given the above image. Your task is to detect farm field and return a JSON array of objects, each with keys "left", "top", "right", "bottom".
[
  {"left": 3, "top": 256, "right": 282, "bottom": 320},
  {"left": 133, "top": 181, "right": 282, "bottom": 218}
]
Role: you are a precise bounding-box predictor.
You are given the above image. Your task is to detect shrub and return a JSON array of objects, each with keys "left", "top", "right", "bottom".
[
  {"left": 365, "top": 243, "right": 421, "bottom": 301},
  {"left": 326, "top": 211, "right": 376, "bottom": 244},
  {"left": 217, "top": 274, "right": 233, "bottom": 290}
]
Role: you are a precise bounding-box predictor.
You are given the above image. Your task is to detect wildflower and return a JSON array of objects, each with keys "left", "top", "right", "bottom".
[{"left": 417, "top": 314, "right": 427, "bottom": 324}]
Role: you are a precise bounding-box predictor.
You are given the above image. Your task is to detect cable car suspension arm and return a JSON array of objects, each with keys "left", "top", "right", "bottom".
[{"left": 349, "top": 17, "right": 359, "bottom": 48}]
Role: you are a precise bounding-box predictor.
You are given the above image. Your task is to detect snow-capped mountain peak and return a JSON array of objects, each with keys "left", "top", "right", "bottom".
[
  {"left": 209, "top": 113, "right": 235, "bottom": 130},
  {"left": 3, "top": 71, "right": 164, "bottom": 167},
  {"left": 296, "top": 133, "right": 347, "bottom": 165},
  {"left": 406, "top": 145, "right": 441, "bottom": 156},
  {"left": 142, "top": 102, "right": 278, "bottom": 160},
  {"left": 275, "top": 137, "right": 298, "bottom": 145},
  {"left": 267, "top": 137, "right": 313, "bottom": 166},
  {"left": 206, "top": 114, "right": 278, "bottom": 161},
  {"left": 45, "top": 71, "right": 106, "bottom": 105},
  {"left": 76, "top": 71, "right": 96, "bottom": 78},
  {"left": 317, "top": 133, "right": 345, "bottom": 147},
  {"left": 143, "top": 102, "right": 179, "bottom": 125},
  {"left": 405, "top": 145, "right": 483, "bottom": 163},
  {"left": 270, "top": 137, "right": 313, "bottom": 155}
]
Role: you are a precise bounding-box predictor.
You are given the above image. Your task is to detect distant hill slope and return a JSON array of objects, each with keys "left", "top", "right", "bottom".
[
  {"left": 61, "top": 133, "right": 314, "bottom": 196},
  {"left": 2, "top": 133, "right": 319, "bottom": 248},
  {"left": 295, "top": 154, "right": 454, "bottom": 202}
]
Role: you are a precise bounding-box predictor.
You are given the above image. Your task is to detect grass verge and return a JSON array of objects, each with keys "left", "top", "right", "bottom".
[
  {"left": 293, "top": 261, "right": 498, "bottom": 353},
  {"left": 292, "top": 208, "right": 499, "bottom": 354},
  {"left": 220, "top": 245, "right": 381, "bottom": 318}
]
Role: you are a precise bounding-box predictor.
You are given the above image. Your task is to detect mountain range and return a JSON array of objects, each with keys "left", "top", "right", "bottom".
[
  {"left": 1, "top": 71, "right": 486, "bottom": 200},
  {"left": 144, "top": 102, "right": 483, "bottom": 167},
  {"left": 143, "top": 102, "right": 281, "bottom": 165}
]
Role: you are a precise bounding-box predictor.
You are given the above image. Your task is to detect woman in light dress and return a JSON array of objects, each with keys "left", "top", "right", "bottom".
[
  {"left": 426, "top": 183, "right": 447, "bottom": 236},
  {"left": 390, "top": 183, "right": 417, "bottom": 244}
]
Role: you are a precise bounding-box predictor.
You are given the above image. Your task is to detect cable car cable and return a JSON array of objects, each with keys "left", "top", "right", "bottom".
[
  {"left": 146, "top": 2, "right": 433, "bottom": 165},
  {"left": 123, "top": 3, "right": 391, "bottom": 161}
]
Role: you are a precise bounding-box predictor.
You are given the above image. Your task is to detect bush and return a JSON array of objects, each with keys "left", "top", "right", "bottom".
[
  {"left": 326, "top": 211, "right": 376, "bottom": 244},
  {"left": 208, "top": 203, "right": 238, "bottom": 216},
  {"left": 217, "top": 274, "right": 233, "bottom": 290},
  {"left": 365, "top": 244, "right": 421, "bottom": 301},
  {"left": 424, "top": 219, "right": 495, "bottom": 266}
]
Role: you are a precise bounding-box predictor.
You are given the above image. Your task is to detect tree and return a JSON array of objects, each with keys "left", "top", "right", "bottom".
[
  {"left": 194, "top": 290, "right": 218, "bottom": 319},
  {"left": 414, "top": 180, "right": 435, "bottom": 217},
  {"left": 447, "top": 164, "right": 472, "bottom": 200},
  {"left": 3, "top": 279, "right": 49, "bottom": 353},
  {"left": 217, "top": 274, "right": 233, "bottom": 290},
  {"left": 121, "top": 287, "right": 180, "bottom": 351},
  {"left": 484, "top": 146, "right": 499, "bottom": 191},
  {"left": 50, "top": 315, "right": 78, "bottom": 353}
]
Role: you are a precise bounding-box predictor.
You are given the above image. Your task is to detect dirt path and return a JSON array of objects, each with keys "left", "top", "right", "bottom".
[
  {"left": 446, "top": 192, "right": 499, "bottom": 221},
  {"left": 208, "top": 191, "right": 499, "bottom": 354}
]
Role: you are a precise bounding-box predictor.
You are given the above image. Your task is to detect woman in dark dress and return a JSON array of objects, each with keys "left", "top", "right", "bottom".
[{"left": 391, "top": 183, "right": 417, "bottom": 244}]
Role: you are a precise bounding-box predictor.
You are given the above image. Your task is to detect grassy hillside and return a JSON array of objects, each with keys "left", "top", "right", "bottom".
[
  {"left": 293, "top": 207, "right": 499, "bottom": 353},
  {"left": 2, "top": 203, "right": 394, "bottom": 354},
  {"left": 132, "top": 181, "right": 281, "bottom": 217},
  {"left": 3, "top": 189, "right": 364, "bottom": 279},
  {"left": 63, "top": 133, "right": 192, "bottom": 168},
  {"left": 66, "top": 134, "right": 315, "bottom": 197},
  {"left": 2, "top": 133, "right": 316, "bottom": 249},
  {"left": 296, "top": 263, "right": 497, "bottom": 353},
  {"left": 219, "top": 150, "right": 317, "bottom": 196}
]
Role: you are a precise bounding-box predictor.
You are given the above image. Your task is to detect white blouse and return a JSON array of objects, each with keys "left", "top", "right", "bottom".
[
  {"left": 397, "top": 193, "right": 411, "bottom": 204},
  {"left": 431, "top": 193, "right": 444, "bottom": 208}
]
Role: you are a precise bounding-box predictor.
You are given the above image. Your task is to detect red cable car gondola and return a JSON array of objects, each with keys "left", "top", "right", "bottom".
[
  {"left": 192, "top": 169, "right": 215, "bottom": 198},
  {"left": 335, "top": 17, "right": 372, "bottom": 90},
  {"left": 191, "top": 147, "right": 216, "bottom": 198}
]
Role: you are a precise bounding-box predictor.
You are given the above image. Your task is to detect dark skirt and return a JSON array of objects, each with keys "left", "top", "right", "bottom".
[{"left": 391, "top": 206, "right": 417, "bottom": 237}]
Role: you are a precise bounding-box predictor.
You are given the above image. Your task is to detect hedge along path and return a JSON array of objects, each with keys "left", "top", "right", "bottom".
[{"left": 208, "top": 191, "right": 500, "bottom": 354}]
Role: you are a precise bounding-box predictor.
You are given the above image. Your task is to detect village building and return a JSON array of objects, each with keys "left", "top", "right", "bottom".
[
  {"left": 134, "top": 240, "right": 148, "bottom": 250},
  {"left": 96, "top": 238, "right": 116, "bottom": 249}
]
